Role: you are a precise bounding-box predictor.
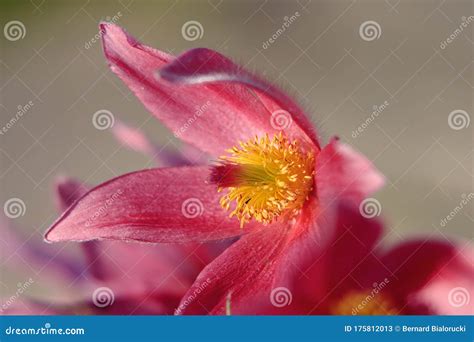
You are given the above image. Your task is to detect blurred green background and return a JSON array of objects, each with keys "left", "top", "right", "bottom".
[{"left": 1, "top": 0, "right": 472, "bottom": 302}]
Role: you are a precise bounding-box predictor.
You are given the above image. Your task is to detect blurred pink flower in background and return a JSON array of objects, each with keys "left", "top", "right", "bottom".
[{"left": 243, "top": 204, "right": 473, "bottom": 315}]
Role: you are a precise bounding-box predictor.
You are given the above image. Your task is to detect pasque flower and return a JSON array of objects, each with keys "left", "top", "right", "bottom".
[
  {"left": 246, "top": 204, "right": 473, "bottom": 315},
  {"left": 45, "top": 23, "right": 384, "bottom": 314}
]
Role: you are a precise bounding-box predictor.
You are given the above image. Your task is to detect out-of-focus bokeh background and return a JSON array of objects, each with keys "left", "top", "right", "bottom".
[{"left": 1, "top": 0, "right": 472, "bottom": 304}]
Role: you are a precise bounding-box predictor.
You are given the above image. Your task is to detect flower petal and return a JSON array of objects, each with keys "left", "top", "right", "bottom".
[
  {"left": 176, "top": 199, "right": 323, "bottom": 315},
  {"left": 45, "top": 166, "right": 261, "bottom": 243},
  {"left": 283, "top": 202, "right": 383, "bottom": 314},
  {"left": 175, "top": 225, "right": 289, "bottom": 315},
  {"left": 159, "top": 47, "right": 320, "bottom": 149},
  {"left": 316, "top": 138, "right": 385, "bottom": 208},
  {"left": 54, "top": 178, "right": 233, "bottom": 291},
  {"left": 100, "top": 22, "right": 299, "bottom": 156}
]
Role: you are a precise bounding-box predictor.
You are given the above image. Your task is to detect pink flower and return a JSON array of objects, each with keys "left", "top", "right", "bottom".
[
  {"left": 45, "top": 23, "right": 384, "bottom": 314},
  {"left": 245, "top": 204, "right": 473, "bottom": 315}
]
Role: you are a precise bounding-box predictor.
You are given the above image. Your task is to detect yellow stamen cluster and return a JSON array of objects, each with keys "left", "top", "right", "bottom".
[
  {"left": 215, "top": 133, "right": 315, "bottom": 227},
  {"left": 331, "top": 291, "right": 398, "bottom": 315}
]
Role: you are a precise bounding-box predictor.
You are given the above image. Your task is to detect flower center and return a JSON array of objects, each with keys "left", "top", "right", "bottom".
[
  {"left": 210, "top": 133, "right": 315, "bottom": 227},
  {"left": 331, "top": 291, "right": 398, "bottom": 315}
]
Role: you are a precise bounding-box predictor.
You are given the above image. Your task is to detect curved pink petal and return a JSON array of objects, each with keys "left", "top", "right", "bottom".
[
  {"left": 101, "top": 23, "right": 317, "bottom": 156},
  {"left": 159, "top": 47, "right": 320, "bottom": 149},
  {"left": 55, "top": 177, "right": 114, "bottom": 282},
  {"left": 54, "top": 177, "right": 232, "bottom": 291},
  {"left": 316, "top": 138, "right": 385, "bottom": 209},
  {"left": 176, "top": 199, "right": 323, "bottom": 315},
  {"left": 45, "top": 166, "right": 262, "bottom": 243},
  {"left": 175, "top": 225, "right": 289, "bottom": 315}
]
